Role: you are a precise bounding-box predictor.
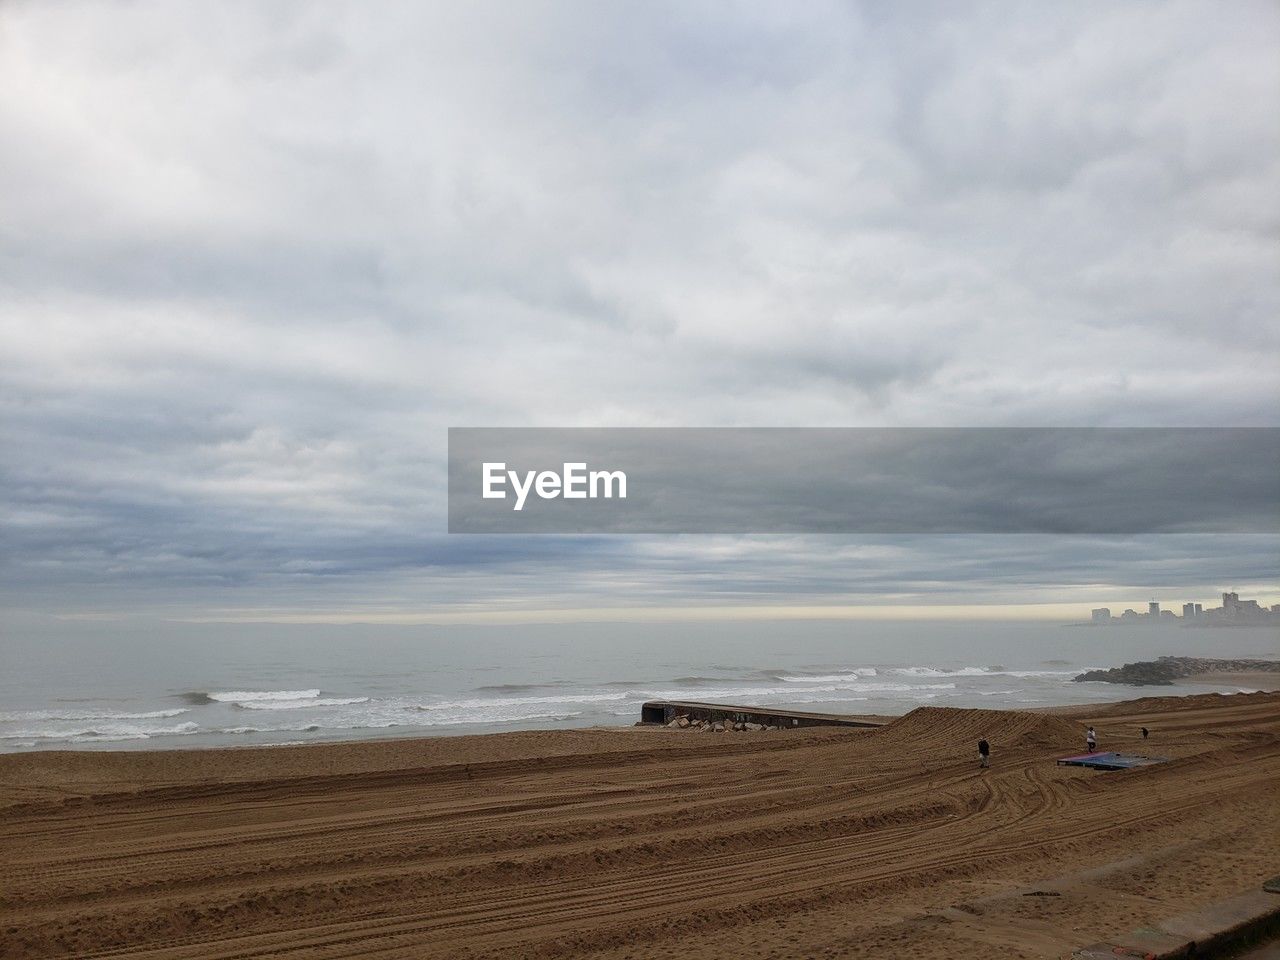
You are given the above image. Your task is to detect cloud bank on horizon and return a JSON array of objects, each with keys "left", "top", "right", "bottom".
[{"left": 1, "top": 1, "right": 1278, "bottom": 618}]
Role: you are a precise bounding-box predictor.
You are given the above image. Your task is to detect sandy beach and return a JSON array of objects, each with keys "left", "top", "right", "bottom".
[
  {"left": 2, "top": 690, "right": 1278, "bottom": 959},
  {"left": 1182, "top": 670, "right": 1280, "bottom": 690}
]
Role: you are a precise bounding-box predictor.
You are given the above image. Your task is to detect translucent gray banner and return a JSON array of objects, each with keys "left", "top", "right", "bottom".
[{"left": 447, "top": 428, "right": 1280, "bottom": 534}]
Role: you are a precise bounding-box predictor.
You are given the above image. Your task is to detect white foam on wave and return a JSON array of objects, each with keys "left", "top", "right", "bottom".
[
  {"left": 237, "top": 697, "right": 370, "bottom": 711},
  {"left": 223, "top": 724, "right": 323, "bottom": 735},
  {"left": 893, "top": 666, "right": 1083, "bottom": 679},
  {"left": 5, "top": 721, "right": 200, "bottom": 743},
  {"left": 777, "top": 669, "right": 879, "bottom": 683},
  {"left": 0, "top": 707, "right": 187, "bottom": 722},
  {"left": 208, "top": 689, "right": 322, "bottom": 703},
  {"left": 999, "top": 670, "right": 1086, "bottom": 678}
]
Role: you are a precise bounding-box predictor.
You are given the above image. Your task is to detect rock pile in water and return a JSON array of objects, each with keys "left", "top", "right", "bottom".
[{"left": 1074, "top": 656, "right": 1280, "bottom": 686}]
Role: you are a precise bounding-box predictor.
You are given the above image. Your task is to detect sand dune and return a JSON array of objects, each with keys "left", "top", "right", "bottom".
[
  {"left": 867, "top": 705, "right": 1083, "bottom": 752},
  {"left": 2, "top": 692, "right": 1277, "bottom": 958}
]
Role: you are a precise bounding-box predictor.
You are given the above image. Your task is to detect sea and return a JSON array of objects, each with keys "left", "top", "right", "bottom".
[{"left": 2, "top": 619, "right": 1276, "bottom": 753}]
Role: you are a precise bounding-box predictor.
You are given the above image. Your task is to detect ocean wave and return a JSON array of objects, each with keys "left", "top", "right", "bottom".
[
  {"left": 3, "top": 721, "right": 200, "bottom": 743},
  {"left": 420, "top": 710, "right": 584, "bottom": 726},
  {"left": 3, "top": 658, "right": 1106, "bottom": 752},
  {"left": 775, "top": 670, "right": 879, "bottom": 683},
  {"left": 0, "top": 707, "right": 187, "bottom": 722},
  {"left": 637, "top": 681, "right": 955, "bottom": 701},
  {"left": 999, "top": 670, "right": 1084, "bottom": 678},
  {"left": 473, "top": 679, "right": 581, "bottom": 692},
  {"left": 207, "top": 689, "right": 323, "bottom": 703},
  {"left": 419, "top": 692, "right": 628, "bottom": 711},
  {"left": 892, "top": 666, "right": 1083, "bottom": 679},
  {"left": 599, "top": 676, "right": 746, "bottom": 688},
  {"left": 237, "top": 697, "right": 370, "bottom": 711},
  {"left": 223, "top": 724, "right": 324, "bottom": 735},
  {"left": 217, "top": 707, "right": 583, "bottom": 734}
]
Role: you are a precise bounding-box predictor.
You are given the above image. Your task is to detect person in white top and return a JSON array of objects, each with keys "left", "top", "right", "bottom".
[{"left": 1086, "top": 726, "right": 1098, "bottom": 753}]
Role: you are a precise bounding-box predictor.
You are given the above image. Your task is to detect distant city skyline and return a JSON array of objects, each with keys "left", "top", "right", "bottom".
[{"left": 1090, "top": 591, "right": 1279, "bottom": 626}]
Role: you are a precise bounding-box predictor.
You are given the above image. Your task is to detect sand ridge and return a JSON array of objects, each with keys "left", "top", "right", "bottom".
[
  {"left": 866, "top": 705, "right": 1084, "bottom": 752},
  {"left": 1, "top": 691, "right": 1277, "bottom": 959}
]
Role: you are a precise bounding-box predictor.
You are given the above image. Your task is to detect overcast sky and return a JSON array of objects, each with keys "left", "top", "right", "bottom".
[{"left": 1, "top": 1, "right": 1278, "bottom": 623}]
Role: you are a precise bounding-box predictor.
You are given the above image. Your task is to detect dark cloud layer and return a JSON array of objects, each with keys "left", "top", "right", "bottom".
[{"left": 1, "top": 1, "right": 1278, "bottom": 617}]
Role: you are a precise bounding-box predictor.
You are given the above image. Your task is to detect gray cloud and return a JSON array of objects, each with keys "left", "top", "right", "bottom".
[{"left": 0, "top": 1, "right": 1278, "bottom": 617}]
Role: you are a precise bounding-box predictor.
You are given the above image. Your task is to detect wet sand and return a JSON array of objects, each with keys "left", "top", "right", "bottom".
[
  {"left": 2, "top": 691, "right": 1278, "bottom": 958},
  {"left": 1181, "top": 669, "right": 1280, "bottom": 690}
]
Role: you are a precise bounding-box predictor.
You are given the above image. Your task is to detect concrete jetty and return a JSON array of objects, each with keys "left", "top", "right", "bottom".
[{"left": 640, "top": 700, "right": 885, "bottom": 729}]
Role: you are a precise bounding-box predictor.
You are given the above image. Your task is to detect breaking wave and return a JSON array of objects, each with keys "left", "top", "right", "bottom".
[
  {"left": 207, "top": 689, "right": 323, "bottom": 703},
  {"left": 775, "top": 669, "right": 881, "bottom": 683},
  {"left": 0, "top": 707, "right": 187, "bottom": 722},
  {"left": 2, "top": 721, "right": 199, "bottom": 743},
  {"left": 237, "top": 697, "right": 370, "bottom": 711},
  {"left": 893, "top": 666, "right": 1083, "bottom": 679}
]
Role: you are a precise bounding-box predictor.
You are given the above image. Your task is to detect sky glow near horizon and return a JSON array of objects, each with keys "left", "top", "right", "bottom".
[{"left": 1, "top": 1, "right": 1278, "bottom": 625}]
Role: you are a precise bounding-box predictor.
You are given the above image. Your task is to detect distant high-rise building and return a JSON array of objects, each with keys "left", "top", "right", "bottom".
[
  {"left": 1149, "top": 601, "right": 1160, "bottom": 617},
  {"left": 1223, "top": 591, "right": 1239, "bottom": 613},
  {"left": 1182, "top": 603, "right": 1195, "bottom": 619},
  {"left": 1194, "top": 603, "right": 1202, "bottom": 615},
  {"left": 1092, "top": 608, "right": 1111, "bottom": 623}
]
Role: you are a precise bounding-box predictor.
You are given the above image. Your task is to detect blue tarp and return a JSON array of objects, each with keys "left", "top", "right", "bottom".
[{"left": 1056, "top": 752, "right": 1169, "bottom": 770}]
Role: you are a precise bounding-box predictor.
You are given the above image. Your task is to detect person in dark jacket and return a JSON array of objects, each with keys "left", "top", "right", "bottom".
[{"left": 978, "top": 737, "right": 990, "bottom": 768}]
